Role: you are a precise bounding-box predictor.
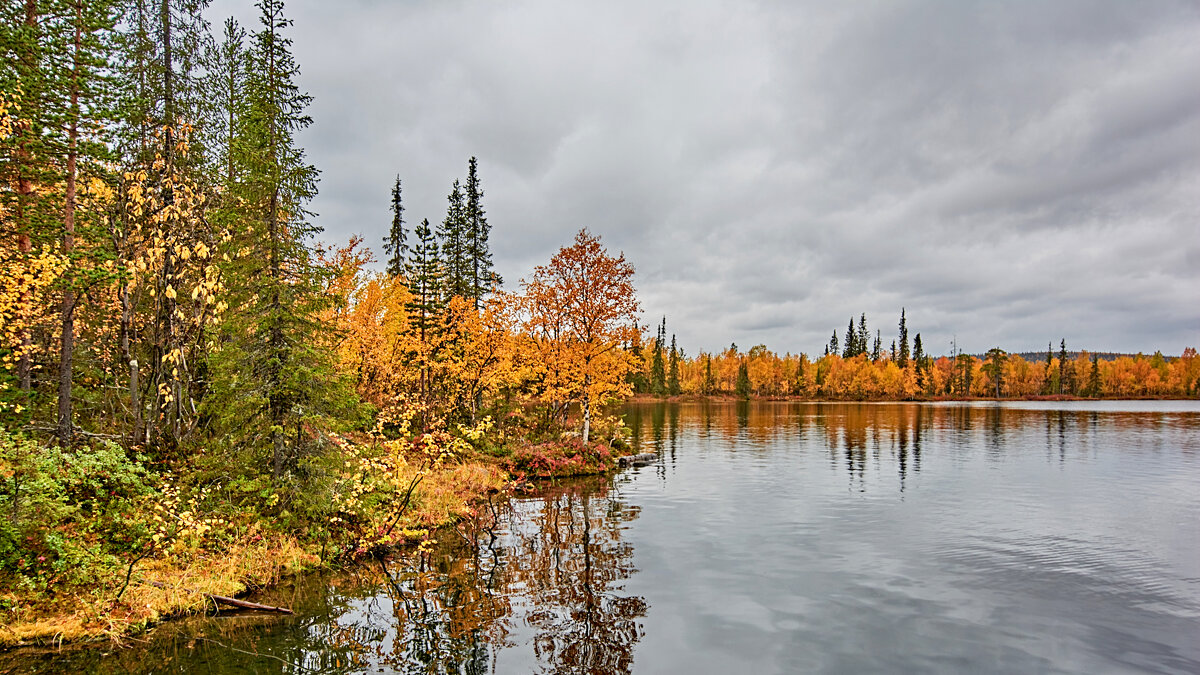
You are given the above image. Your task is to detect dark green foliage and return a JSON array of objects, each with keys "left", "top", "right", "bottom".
[
  {"left": 463, "top": 156, "right": 498, "bottom": 308},
  {"left": 438, "top": 179, "right": 469, "bottom": 300},
  {"left": 984, "top": 348, "right": 1007, "bottom": 397},
  {"left": 736, "top": 360, "right": 751, "bottom": 398},
  {"left": 703, "top": 354, "right": 716, "bottom": 395},
  {"left": 650, "top": 317, "right": 666, "bottom": 395},
  {"left": 897, "top": 308, "right": 910, "bottom": 368},
  {"left": 667, "top": 334, "right": 681, "bottom": 396},
  {"left": 1088, "top": 354, "right": 1101, "bottom": 397},
  {"left": 206, "top": 0, "right": 357, "bottom": 484},
  {"left": 827, "top": 331, "right": 838, "bottom": 357},
  {"left": 1059, "top": 339, "right": 1068, "bottom": 394},
  {"left": 842, "top": 318, "right": 856, "bottom": 358},
  {"left": 384, "top": 174, "right": 406, "bottom": 277}
]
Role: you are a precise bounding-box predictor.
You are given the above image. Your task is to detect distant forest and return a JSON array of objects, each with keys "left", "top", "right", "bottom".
[{"left": 635, "top": 313, "right": 1198, "bottom": 400}]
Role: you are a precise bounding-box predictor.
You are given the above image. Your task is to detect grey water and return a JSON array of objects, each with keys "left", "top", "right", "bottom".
[{"left": 9, "top": 400, "right": 1200, "bottom": 674}]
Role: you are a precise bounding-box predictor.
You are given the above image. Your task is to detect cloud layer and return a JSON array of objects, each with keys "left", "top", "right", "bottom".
[{"left": 208, "top": 0, "right": 1200, "bottom": 355}]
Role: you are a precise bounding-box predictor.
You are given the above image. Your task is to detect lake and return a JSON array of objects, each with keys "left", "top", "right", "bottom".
[{"left": 8, "top": 400, "right": 1200, "bottom": 674}]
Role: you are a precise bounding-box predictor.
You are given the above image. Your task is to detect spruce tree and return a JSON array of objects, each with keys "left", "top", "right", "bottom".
[
  {"left": 858, "top": 313, "right": 868, "bottom": 356},
  {"left": 872, "top": 329, "right": 881, "bottom": 362},
  {"left": 1088, "top": 354, "right": 1100, "bottom": 397},
  {"left": 736, "top": 360, "right": 751, "bottom": 398},
  {"left": 1058, "top": 339, "right": 1068, "bottom": 394},
  {"left": 667, "top": 334, "right": 681, "bottom": 396},
  {"left": 208, "top": 0, "right": 351, "bottom": 481},
  {"left": 843, "top": 318, "right": 856, "bottom": 357},
  {"left": 383, "top": 174, "right": 406, "bottom": 277},
  {"left": 463, "top": 156, "right": 498, "bottom": 308},
  {"left": 828, "top": 331, "right": 838, "bottom": 357},
  {"left": 650, "top": 317, "right": 666, "bottom": 395},
  {"left": 405, "top": 218, "right": 444, "bottom": 404},
  {"left": 897, "top": 307, "right": 910, "bottom": 368},
  {"left": 913, "top": 333, "right": 926, "bottom": 389},
  {"left": 704, "top": 354, "right": 716, "bottom": 395},
  {"left": 201, "top": 17, "right": 247, "bottom": 188},
  {"left": 1044, "top": 342, "right": 1054, "bottom": 394},
  {"left": 438, "top": 179, "right": 468, "bottom": 299}
]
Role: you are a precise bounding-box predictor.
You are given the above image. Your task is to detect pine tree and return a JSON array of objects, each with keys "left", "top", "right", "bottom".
[
  {"left": 897, "top": 307, "right": 910, "bottom": 368},
  {"left": 872, "top": 329, "right": 881, "bottom": 362},
  {"left": 703, "top": 354, "right": 716, "bottom": 395},
  {"left": 843, "top": 317, "right": 856, "bottom": 357},
  {"left": 667, "top": 333, "right": 681, "bottom": 396},
  {"left": 1088, "top": 354, "right": 1100, "bottom": 397},
  {"left": 828, "top": 331, "right": 838, "bottom": 357},
  {"left": 383, "top": 174, "right": 406, "bottom": 277}
]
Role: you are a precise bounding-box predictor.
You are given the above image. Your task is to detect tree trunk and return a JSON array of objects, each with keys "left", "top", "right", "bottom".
[
  {"left": 15, "top": 0, "right": 37, "bottom": 392},
  {"left": 581, "top": 372, "right": 591, "bottom": 444},
  {"left": 57, "top": 3, "right": 83, "bottom": 446}
]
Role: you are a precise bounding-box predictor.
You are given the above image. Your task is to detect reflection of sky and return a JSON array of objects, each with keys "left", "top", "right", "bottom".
[{"left": 620, "top": 401, "right": 1200, "bottom": 674}]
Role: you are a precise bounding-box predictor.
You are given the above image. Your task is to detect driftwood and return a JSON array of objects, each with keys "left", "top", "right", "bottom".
[
  {"left": 617, "top": 452, "right": 658, "bottom": 467},
  {"left": 148, "top": 581, "right": 294, "bottom": 615}
]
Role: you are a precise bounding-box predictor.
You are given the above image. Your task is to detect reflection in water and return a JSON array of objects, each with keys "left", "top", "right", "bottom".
[
  {"left": 623, "top": 400, "right": 1199, "bottom": 493},
  {"left": 8, "top": 401, "right": 1199, "bottom": 674}
]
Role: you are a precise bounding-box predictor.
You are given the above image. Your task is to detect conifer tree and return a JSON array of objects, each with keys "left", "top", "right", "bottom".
[
  {"left": 913, "top": 333, "right": 926, "bottom": 389},
  {"left": 383, "top": 174, "right": 406, "bottom": 277},
  {"left": 1088, "top": 354, "right": 1100, "bottom": 397},
  {"left": 405, "top": 218, "right": 443, "bottom": 403},
  {"left": 704, "top": 353, "right": 716, "bottom": 395},
  {"left": 736, "top": 360, "right": 751, "bottom": 398},
  {"left": 858, "top": 313, "right": 868, "bottom": 356},
  {"left": 1058, "top": 339, "right": 1068, "bottom": 395},
  {"left": 463, "top": 156, "right": 497, "bottom": 308},
  {"left": 650, "top": 317, "right": 666, "bottom": 395},
  {"left": 208, "top": 0, "right": 351, "bottom": 481},
  {"left": 1041, "top": 342, "right": 1052, "bottom": 394},
  {"left": 438, "top": 179, "right": 468, "bottom": 299},
  {"left": 667, "top": 334, "right": 681, "bottom": 396},
  {"left": 201, "top": 16, "right": 247, "bottom": 188},
  {"left": 897, "top": 307, "right": 910, "bottom": 368},
  {"left": 872, "top": 329, "right": 881, "bottom": 362},
  {"left": 828, "top": 331, "right": 838, "bottom": 357},
  {"left": 843, "top": 318, "right": 856, "bottom": 357}
]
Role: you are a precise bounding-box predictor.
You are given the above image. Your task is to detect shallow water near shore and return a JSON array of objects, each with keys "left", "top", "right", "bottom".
[{"left": 7, "top": 400, "right": 1200, "bottom": 674}]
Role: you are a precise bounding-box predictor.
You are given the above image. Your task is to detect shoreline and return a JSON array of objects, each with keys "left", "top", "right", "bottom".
[{"left": 0, "top": 441, "right": 636, "bottom": 651}]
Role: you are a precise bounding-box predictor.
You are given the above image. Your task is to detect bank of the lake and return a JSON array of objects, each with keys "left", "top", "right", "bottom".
[{"left": 0, "top": 433, "right": 634, "bottom": 650}]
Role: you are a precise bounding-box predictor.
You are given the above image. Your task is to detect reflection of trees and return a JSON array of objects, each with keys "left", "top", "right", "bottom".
[{"left": 508, "top": 482, "right": 646, "bottom": 675}]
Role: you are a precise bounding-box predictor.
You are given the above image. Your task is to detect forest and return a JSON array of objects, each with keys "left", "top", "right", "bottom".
[
  {"left": 1, "top": 0, "right": 1196, "bottom": 649},
  {"left": 637, "top": 314, "right": 1199, "bottom": 401},
  {"left": 0, "top": 0, "right": 641, "bottom": 644}
]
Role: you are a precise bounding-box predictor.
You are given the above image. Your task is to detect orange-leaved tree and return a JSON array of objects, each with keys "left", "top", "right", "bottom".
[{"left": 522, "top": 229, "right": 640, "bottom": 443}]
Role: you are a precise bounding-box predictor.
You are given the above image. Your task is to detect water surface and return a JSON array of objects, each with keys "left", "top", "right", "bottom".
[{"left": 8, "top": 401, "right": 1200, "bottom": 674}]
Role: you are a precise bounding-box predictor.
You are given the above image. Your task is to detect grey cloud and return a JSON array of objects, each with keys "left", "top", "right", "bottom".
[{"left": 206, "top": 0, "right": 1200, "bottom": 356}]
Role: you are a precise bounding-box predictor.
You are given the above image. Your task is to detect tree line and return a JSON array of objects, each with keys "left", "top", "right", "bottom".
[{"left": 636, "top": 313, "right": 1198, "bottom": 400}]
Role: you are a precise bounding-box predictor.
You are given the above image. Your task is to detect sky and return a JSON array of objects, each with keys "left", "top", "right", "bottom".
[{"left": 206, "top": 0, "right": 1199, "bottom": 357}]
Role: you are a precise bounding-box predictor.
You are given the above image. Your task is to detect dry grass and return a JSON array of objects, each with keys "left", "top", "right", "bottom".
[{"left": 0, "top": 460, "right": 504, "bottom": 648}]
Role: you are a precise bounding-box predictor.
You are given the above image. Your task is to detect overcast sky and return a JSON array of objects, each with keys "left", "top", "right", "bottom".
[{"left": 207, "top": 0, "right": 1199, "bottom": 357}]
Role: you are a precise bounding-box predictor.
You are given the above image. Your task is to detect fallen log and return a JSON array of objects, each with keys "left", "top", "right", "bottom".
[
  {"left": 617, "top": 452, "right": 658, "bottom": 466},
  {"left": 147, "top": 581, "right": 294, "bottom": 615}
]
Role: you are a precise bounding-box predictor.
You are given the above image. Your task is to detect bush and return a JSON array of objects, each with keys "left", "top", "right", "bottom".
[
  {"left": 0, "top": 432, "right": 154, "bottom": 589},
  {"left": 503, "top": 438, "right": 618, "bottom": 478}
]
